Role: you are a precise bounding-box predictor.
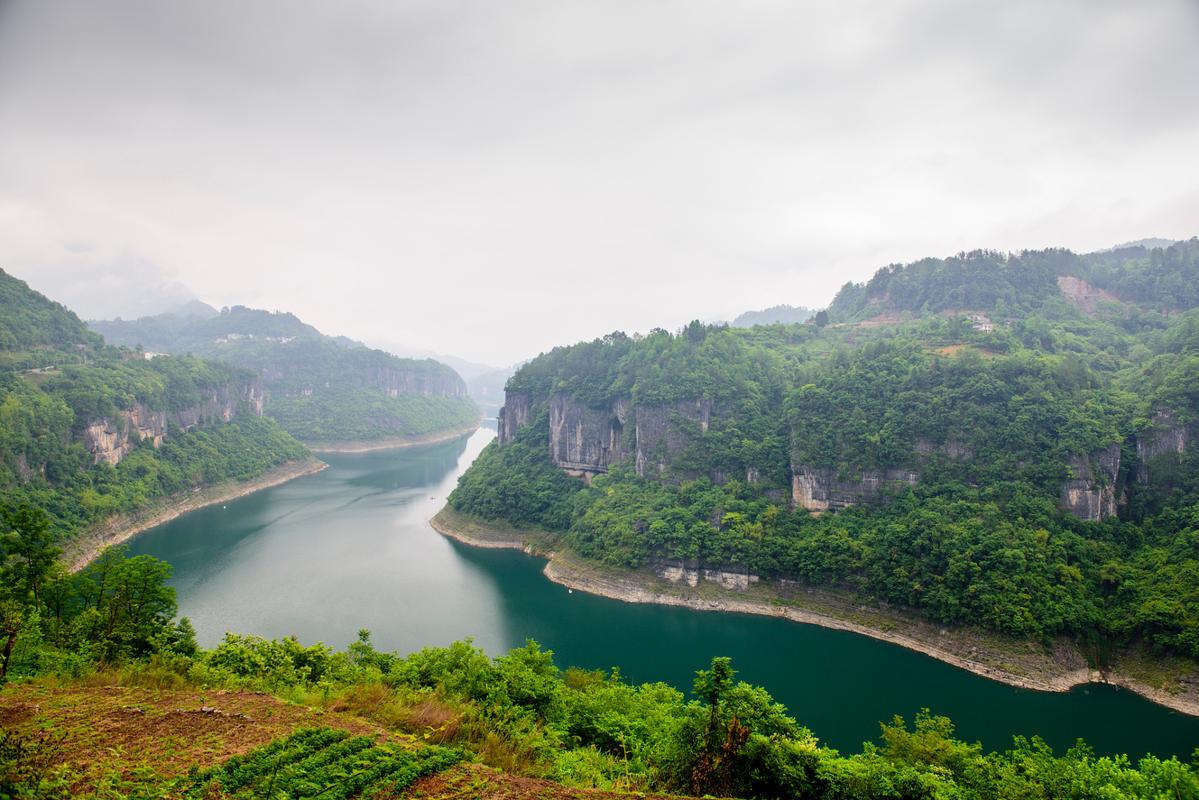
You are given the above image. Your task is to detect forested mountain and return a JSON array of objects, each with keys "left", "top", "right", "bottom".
[
  {"left": 450, "top": 238, "right": 1199, "bottom": 658},
  {"left": 828, "top": 238, "right": 1199, "bottom": 322},
  {"left": 91, "top": 305, "right": 480, "bottom": 445},
  {"left": 0, "top": 269, "right": 310, "bottom": 542}
]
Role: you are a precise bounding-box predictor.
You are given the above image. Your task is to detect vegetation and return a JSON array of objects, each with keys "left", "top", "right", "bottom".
[
  {"left": 0, "top": 474, "right": 1195, "bottom": 799},
  {"left": 451, "top": 239, "right": 1199, "bottom": 658},
  {"left": 180, "top": 727, "right": 464, "bottom": 799},
  {"left": 89, "top": 304, "right": 480, "bottom": 444},
  {"left": 1, "top": 518, "right": 1195, "bottom": 800},
  {"left": 0, "top": 271, "right": 310, "bottom": 544}
]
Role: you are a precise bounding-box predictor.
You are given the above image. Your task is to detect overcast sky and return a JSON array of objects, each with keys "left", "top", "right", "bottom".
[{"left": 1, "top": 1, "right": 1196, "bottom": 365}]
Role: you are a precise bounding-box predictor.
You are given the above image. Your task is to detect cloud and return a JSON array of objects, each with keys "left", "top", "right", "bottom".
[{"left": 0, "top": 0, "right": 1196, "bottom": 363}]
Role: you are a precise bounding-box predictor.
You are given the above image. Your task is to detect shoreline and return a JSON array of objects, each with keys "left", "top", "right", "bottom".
[
  {"left": 63, "top": 458, "right": 328, "bottom": 572},
  {"left": 430, "top": 506, "right": 1199, "bottom": 718},
  {"left": 305, "top": 422, "right": 481, "bottom": 454}
]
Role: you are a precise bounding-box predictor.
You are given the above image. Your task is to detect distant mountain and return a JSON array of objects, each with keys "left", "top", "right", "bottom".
[
  {"left": 1106, "top": 237, "right": 1179, "bottom": 252},
  {"left": 89, "top": 306, "right": 479, "bottom": 446},
  {"left": 731, "top": 304, "right": 816, "bottom": 328}
]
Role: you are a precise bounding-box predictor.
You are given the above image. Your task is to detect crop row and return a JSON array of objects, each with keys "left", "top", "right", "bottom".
[{"left": 182, "top": 727, "right": 464, "bottom": 799}]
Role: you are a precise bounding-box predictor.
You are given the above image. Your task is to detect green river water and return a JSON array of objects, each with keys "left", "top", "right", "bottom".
[{"left": 128, "top": 427, "right": 1197, "bottom": 758}]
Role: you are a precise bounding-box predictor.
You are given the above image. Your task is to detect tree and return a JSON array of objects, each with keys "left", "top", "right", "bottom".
[{"left": 0, "top": 506, "right": 59, "bottom": 679}]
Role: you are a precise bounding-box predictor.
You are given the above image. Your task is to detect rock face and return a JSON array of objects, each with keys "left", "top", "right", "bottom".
[
  {"left": 654, "top": 558, "right": 759, "bottom": 591},
  {"left": 83, "top": 377, "right": 264, "bottom": 465},
  {"left": 1057, "top": 275, "right": 1122, "bottom": 314},
  {"left": 367, "top": 366, "right": 468, "bottom": 399},
  {"left": 500, "top": 390, "right": 725, "bottom": 482},
  {"left": 273, "top": 365, "right": 467, "bottom": 401},
  {"left": 549, "top": 394, "right": 628, "bottom": 477},
  {"left": 791, "top": 466, "right": 919, "bottom": 512},
  {"left": 1136, "top": 409, "right": 1191, "bottom": 484},
  {"left": 497, "top": 392, "right": 533, "bottom": 444},
  {"left": 1060, "top": 444, "right": 1123, "bottom": 521},
  {"left": 633, "top": 399, "right": 714, "bottom": 478}
]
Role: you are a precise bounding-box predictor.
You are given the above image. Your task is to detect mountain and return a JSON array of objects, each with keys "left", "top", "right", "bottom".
[
  {"left": 90, "top": 305, "right": 480, "bottom": 447},
  {"left": 447, "top": 237, "right": 1199, "bottom": 678},
  {"left": 1107, "top": 237, "right": 1179, "bottom": 251},
  {"left": 730, "top": 304, "right": 816, "bottom": 327},
  {"left": 0, "top": 268, "right": 311, "bottom": 544},
  {"left": 827, "top": 238, "right": 1199, "bottom": 322}
]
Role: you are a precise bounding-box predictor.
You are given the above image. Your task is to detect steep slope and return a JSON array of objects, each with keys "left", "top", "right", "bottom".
[{"left": 90, "top": 305, "right": 480, "bottom": 447}]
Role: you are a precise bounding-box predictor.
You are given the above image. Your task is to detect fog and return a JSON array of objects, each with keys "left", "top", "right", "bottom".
[{"left": 1, "top": 1, "right": 1196, "bottom": 365}]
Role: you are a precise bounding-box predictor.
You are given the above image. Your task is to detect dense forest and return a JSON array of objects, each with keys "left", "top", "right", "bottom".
[
  {"left": 2, "top": 504, "right": 1197, "bottom": 798},
  {"left": 91, "top": 304, "right": 480, "bottom": 444},
  {"left": 0, "top": 270, "right": 310, "bottom": 542},
  {"left": 450, "top": 239, "right": 1199, "bottom": 655}
]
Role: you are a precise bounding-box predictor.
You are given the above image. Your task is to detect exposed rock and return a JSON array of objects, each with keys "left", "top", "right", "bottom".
[
  {"left": 366, "top": 366, "right": 467, "bottom": 398},
  {"left": 1060, "top": 443, "right": 1122, "bottom": 521},
  {"left": 1057, "top": 275, "right": 1122, "bottom": 314},
  {"left": 914, "top": 439, "right": 972, "bottom": 459},
  {"left": 497, "top": 392, "right": 533, "bottom": 444},
  {"left": 548, "top": 394, "right": 627, "bottom": 476},
  {"left": 633, "top": 398, "right": 714, "bottom": 478},
  {"left": 654, "top": 558, "right": 758, "bottom": 591},
  {"left": 791, "top": 465, "right": 919, "bottom": 512},
  {"left": 82, "top": 377, "right": 264, "bottom": 465},
  {"left": 1136, "top": 409, "right": 1190, "bottom": 484}
]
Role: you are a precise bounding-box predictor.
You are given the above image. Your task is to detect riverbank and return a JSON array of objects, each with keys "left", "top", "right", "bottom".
[
  {"left": 63, "top": 458, "right": 328, "bottom": 572},
  {"left": 305, "top": 422, "right": 481, "bottom": 454},
  {"left": 430, "top": 506, "right": 1199, "bottom": 717}
]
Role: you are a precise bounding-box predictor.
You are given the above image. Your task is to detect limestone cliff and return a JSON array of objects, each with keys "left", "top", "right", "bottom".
[
  {"left": 497, "top": 392, "right": 534, "bottom": 444},
  {"left": 633, "top": 399, "right": 714, "bottom": 478},
  {"left": 1136, "top": 409, "right": 1191, "bottom": 484},
  {"left": 1059, "top": 444, "right": 1123, "bottom": 522},
  {"left": 548, "top": 394, "right": 628, "bottom": 478},
  {"left": 654, "top": 558, "right": 759, "bottom": 591},
  {"left": 83, "top": 377, "right": 264, "bottom": 465},
  {"left": 790, "top": 466, "right": 919, "bottom": 512},
  {"left": 499, "top": 391, "right": 731, "bottom": 482}
]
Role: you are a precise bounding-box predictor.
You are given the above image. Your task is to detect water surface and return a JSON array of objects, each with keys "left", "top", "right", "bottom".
[{"left": 130, "top": 426, "right": 1198, "bottom": 757}]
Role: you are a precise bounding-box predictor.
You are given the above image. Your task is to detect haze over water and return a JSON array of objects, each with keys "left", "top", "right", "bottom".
[{"left": 129, "top": 426, "right": 1199, "bottom": 758}]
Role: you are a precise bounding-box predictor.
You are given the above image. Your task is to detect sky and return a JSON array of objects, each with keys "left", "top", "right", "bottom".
[{"left": 0, "top": 1, "right": 1196, "bottom": 366}]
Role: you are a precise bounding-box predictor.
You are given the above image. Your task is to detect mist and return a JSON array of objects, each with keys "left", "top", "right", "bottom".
[{"left": 1, "top": 0, "right": 1196, "bottom": 365}]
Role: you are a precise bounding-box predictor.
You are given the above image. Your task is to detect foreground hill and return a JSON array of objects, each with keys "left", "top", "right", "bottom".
[
  {"left": 2, "top": 635, "right": 1195, "bottom": 799},
  {"left": 445, "top": 238, "right": 1199, "bottom": 704},
  {"left": 91, "top": 305, "right": 480, "bottom": 448},
  {"left": 0, "top": 269, "right": 316, "bottom": 553}
]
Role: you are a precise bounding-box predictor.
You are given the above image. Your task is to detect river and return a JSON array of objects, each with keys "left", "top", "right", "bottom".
[{"left": 128, "top": 426, "right": 1198, "bottom": 758}]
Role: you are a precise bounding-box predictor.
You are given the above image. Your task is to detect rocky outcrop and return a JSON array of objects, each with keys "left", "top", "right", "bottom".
[
  {"left": 633, "top": 398, "right": 714, "bottom": 478},
  {"left": 366, "top": 366, "right": 467, "bottom": 399},
  {"left": 1136, "top": 409, "right": 1191, "bottom": 484},
  {"left": 914, "top": 439, "right": 972, "bottom": 459},
  {"left": 1060, "top": 443, "right": 1122, "bottom": 521},
  {"left": 498, "top": 391, "right": 729, "bottom": 482},
  {"left": 654, "top": 558, "right": 759, "bottom": 591},
  {"left": 497, "top": 392, "right": 534, "bottom": 444},
  {"left": 549, "top": 394, "right": 627, "bottom": 477},
  {"left": 1057, "top": 275, "right": 1122, "bottom": 314},
  {"left": 791, "top": 465, "right": 919, "bottom": 512},
  {"left": 83, "top": 378, "right": 264, "bottom": 465}
]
